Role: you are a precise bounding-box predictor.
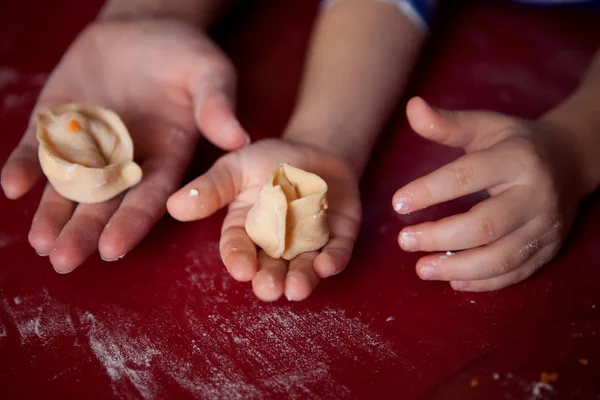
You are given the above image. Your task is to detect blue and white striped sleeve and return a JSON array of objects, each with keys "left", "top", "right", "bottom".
[{"left": 321, "top": 0, "right": 438, "bottom": 31}]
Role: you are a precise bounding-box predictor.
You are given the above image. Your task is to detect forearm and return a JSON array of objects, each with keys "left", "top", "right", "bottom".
[
  {"left": 543, "top": 49, "right": 600, "bottom": 196},
  {"left": 283, "top": 0, "right": 426, "bottom": 176},
  {"left": 99, "top": 0, "right": 235, "bottom": 28}
]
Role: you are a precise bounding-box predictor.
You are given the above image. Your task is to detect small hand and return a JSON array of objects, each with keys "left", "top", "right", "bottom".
[
  {"left": 393, "top": 97, "right": 584, "bottom": 291},
  {"left": 1, "top": 19, "right": 248, "bottom": 272},
  {"left": 167, "top": 139, "right": 361, "bottom": 301}
]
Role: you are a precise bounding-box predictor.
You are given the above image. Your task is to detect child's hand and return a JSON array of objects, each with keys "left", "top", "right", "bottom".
[
  {"left": 167, "top": 139, "right": 361, "bottom": 302},
  {"left": 393, "top": 97, "right": 585, "bottom": 292},
  {"left": 1, "top": 19, "right": 248, "bottom": 272}
]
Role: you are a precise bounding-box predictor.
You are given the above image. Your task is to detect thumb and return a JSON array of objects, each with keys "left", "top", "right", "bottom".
[
  {"left": 166, "top": 153, "right": 243, "bottom": 222},
  {"left": 406, "top": 96, "right": 518, "bottom": 152},
  {"left": 190, "top": 71, "right": 249, "bottom": 151}
]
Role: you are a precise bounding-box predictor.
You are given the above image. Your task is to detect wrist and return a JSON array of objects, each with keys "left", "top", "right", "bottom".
[
  {"left": 282, "top": 116, "right": 370, "bottom": 177},
  {"left": 541, "top": 97, "right": 600, "bottom": 197},
  {"left": 98, "top": 0, "right": 229, "bottom": 29}
]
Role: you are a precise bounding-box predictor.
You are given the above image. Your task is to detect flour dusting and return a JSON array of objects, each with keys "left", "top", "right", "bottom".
[
  {"left": 80, "top": 312, "right": 162, "bottom": 400},
  {"left": 1, "top": 242, "right": 399, "bottom": 399},
  {"left": 0, "top": 319, "right": 6, "bottom": 338},
  {"left": 1, "top": 289, "right": 76, "bottom": 344},
  {"left": 77, "top": 300, "right": 398, "bottom": 400}
]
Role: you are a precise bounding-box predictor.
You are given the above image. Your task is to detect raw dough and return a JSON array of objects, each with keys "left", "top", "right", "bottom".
[
  {"left": 245, "top": 163, "right": 329, "bottom": 260},
  {"left": 36, "top": 103, "right": 142, "bottom": 203}
]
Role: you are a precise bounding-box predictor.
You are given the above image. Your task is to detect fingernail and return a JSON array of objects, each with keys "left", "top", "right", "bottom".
[
  {"left": 53, "top": 267, "right": 74, "bottom": 275},
  {"left": 36, "top": 251, "right": 49, "bottom": 257},
  {"left": 101, "top": 254, "right": 126, "bottom": 262},
  {"left": 453, "top": 281, "right": 470, "bottom": 290},
  {"left": 399, "top": 231, "right": 418, "bottom": 251},
  {"left": 393, "top": 195, "right": 411, "bottom": 214},
  {"left": 419, "top": 266, "right": 438, "bottom": 280}
]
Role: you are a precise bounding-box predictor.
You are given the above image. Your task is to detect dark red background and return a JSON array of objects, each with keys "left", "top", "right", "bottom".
[{"left": 0, "top": 1, "right": 599, "bottom": 399}]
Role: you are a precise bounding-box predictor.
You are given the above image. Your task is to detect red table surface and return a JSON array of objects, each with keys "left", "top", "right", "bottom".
[{"left": 1, "top": 1, "right": 599, "bottom": 399}]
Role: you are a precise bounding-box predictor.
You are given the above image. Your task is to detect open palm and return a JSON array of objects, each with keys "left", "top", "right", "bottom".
[
  {"left": 167, "top": 139, "right": 362, "bottom": 301},
  {"left": 1, "top": 19, "right": 247, "bottom": 272}
]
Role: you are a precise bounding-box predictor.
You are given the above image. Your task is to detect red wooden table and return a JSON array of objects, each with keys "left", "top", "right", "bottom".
[{"left": 1, "top": 1, "right": 599, "bottom": 399}]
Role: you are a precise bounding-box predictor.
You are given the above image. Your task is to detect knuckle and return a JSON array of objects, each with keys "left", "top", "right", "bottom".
[
  {"left": 511, "top": 137, "right": 548, "bottom": 175},
  {"left": 450, "top": 166, "right": 475, "bottom": 191},
  {"left": 493, "top": 251, "right": 517, "bottom": 275},
  {"left": 477, "top": 217, "right": 496, "bottom": 242}
]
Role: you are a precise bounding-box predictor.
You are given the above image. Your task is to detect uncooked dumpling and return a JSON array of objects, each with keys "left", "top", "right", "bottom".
[
  {"left": 245, "top": 163, "right": 329, "bottom": 260},
  {"left": 36, "top": 103, "right": 142, "bottom": 203}
]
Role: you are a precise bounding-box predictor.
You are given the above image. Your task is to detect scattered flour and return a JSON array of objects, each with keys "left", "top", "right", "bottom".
[
  {"left": 0, "top": 319, "right": 6, "bottom": 338},
  {"left": 501, "top": 373, "right": 556, "bottom": 400},
  {"left": 76, "top": 300, "right": 399, "bottom": 400},
  {"left": 530, "top": 381, "right": 553, "bottom": 399},
  {"left": 1, "top": 289, "right": 76, "bottom": 344},
  {"left": 80, "top": 312, "right": 163, "bottom": 400},
  {"left": 1, "top": 242, "right": 400, "bottom": 399}
]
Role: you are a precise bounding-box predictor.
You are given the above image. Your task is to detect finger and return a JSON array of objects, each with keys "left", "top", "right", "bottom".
[
  {"left": 406, "top": 96, "right": 519, "bottom": 152},
  {"left": 285, "top": 252, "right": 320, "bottom": 302},
  {"left": 393, "top": 148, "right": 508, "bottom": 214},
  {"left": 220, "top": 204, "right": 258, "bottom": 282},
  {"left": 399, "top": 188, "right": 532, "bottom": 251},
  {"left": 449, "top": 244, "right": 558, "bottom": 292},
  {"left": 252, "top": 250, "right": 287, "bottom": 302},
  {"left": 414, "top": 219, "right": 559, "bottom": 282},
  {"left": 192, "top": 80, "right": 249, "bottom": 151},
  {"left": 50, "top": 197, "right": 121, "bottom": 273},
  {"left": 28, "top": 185, "right": 76, "bottom": 256},
  {"left": 99, "top": 155, "right": 188, "bottom": 261},
  {"left": 167, "top": 153, "right": 243, "bottom": 222},
  {"left": 314, "top": 196, "right": 361, "bottom": 278},
  {"left": 1, "top": 126, "right": 42, "bottom": 199},
  {"left": 2, "top": 99, "right": 68, "bottom": 199}
]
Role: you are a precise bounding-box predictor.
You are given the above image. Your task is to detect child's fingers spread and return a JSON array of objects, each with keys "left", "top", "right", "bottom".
[
  {"left": 29, "top": 185, "right": 76, "bottom": 256},
  {"left": 393, "top": 149, "right": 508, "bottom": 214},
  {"left": 285, "top": 252, "right": 320, "bottom": 301},
  {"left": 406, "top": 96, "right": 517, "bottom": 151},
  {"left": 194, "top": 86, "right": 248, "bottom": 151},
  {"left": 167, "top": 155, "right": 242, "bottom": 222},
  {"left": 252, "top": 251, "right": 287, "bottom": 302},
  {"left": 450, "top": 244, "right": 557, "bottom": 292},
  {"left": 415, "top": 221, "right": 548, "bottom": 282},
  {"left": 399, "top": 188, "right": 532, "bottom": 252},
  {"left": 50, "top": 198, "right": 121, "bottom": 273},
  {"left": 220, "top": 207, "right": 258, "bottom": 282},
  {"left": 1, "top": 130, "right": 42, "bottom": 199},
  {"left": 100, "top": 156, "right": 185, "bottom": 260}
]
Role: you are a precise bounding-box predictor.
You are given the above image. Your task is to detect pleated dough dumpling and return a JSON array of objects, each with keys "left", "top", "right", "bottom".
[
  {"left": 36, "top": 103, "right": 142, "bottom": 203},
  {"left": 245, "top": 163, "right": 329, "bottom": 260}
]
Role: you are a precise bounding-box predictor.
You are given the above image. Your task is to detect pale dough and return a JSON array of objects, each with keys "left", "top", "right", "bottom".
[
  {"left": 245, "top": 163, "right": 329, "bottom": 260},
  {"left": 36, "top": 103, "right": 142, "bottom": 203}
]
